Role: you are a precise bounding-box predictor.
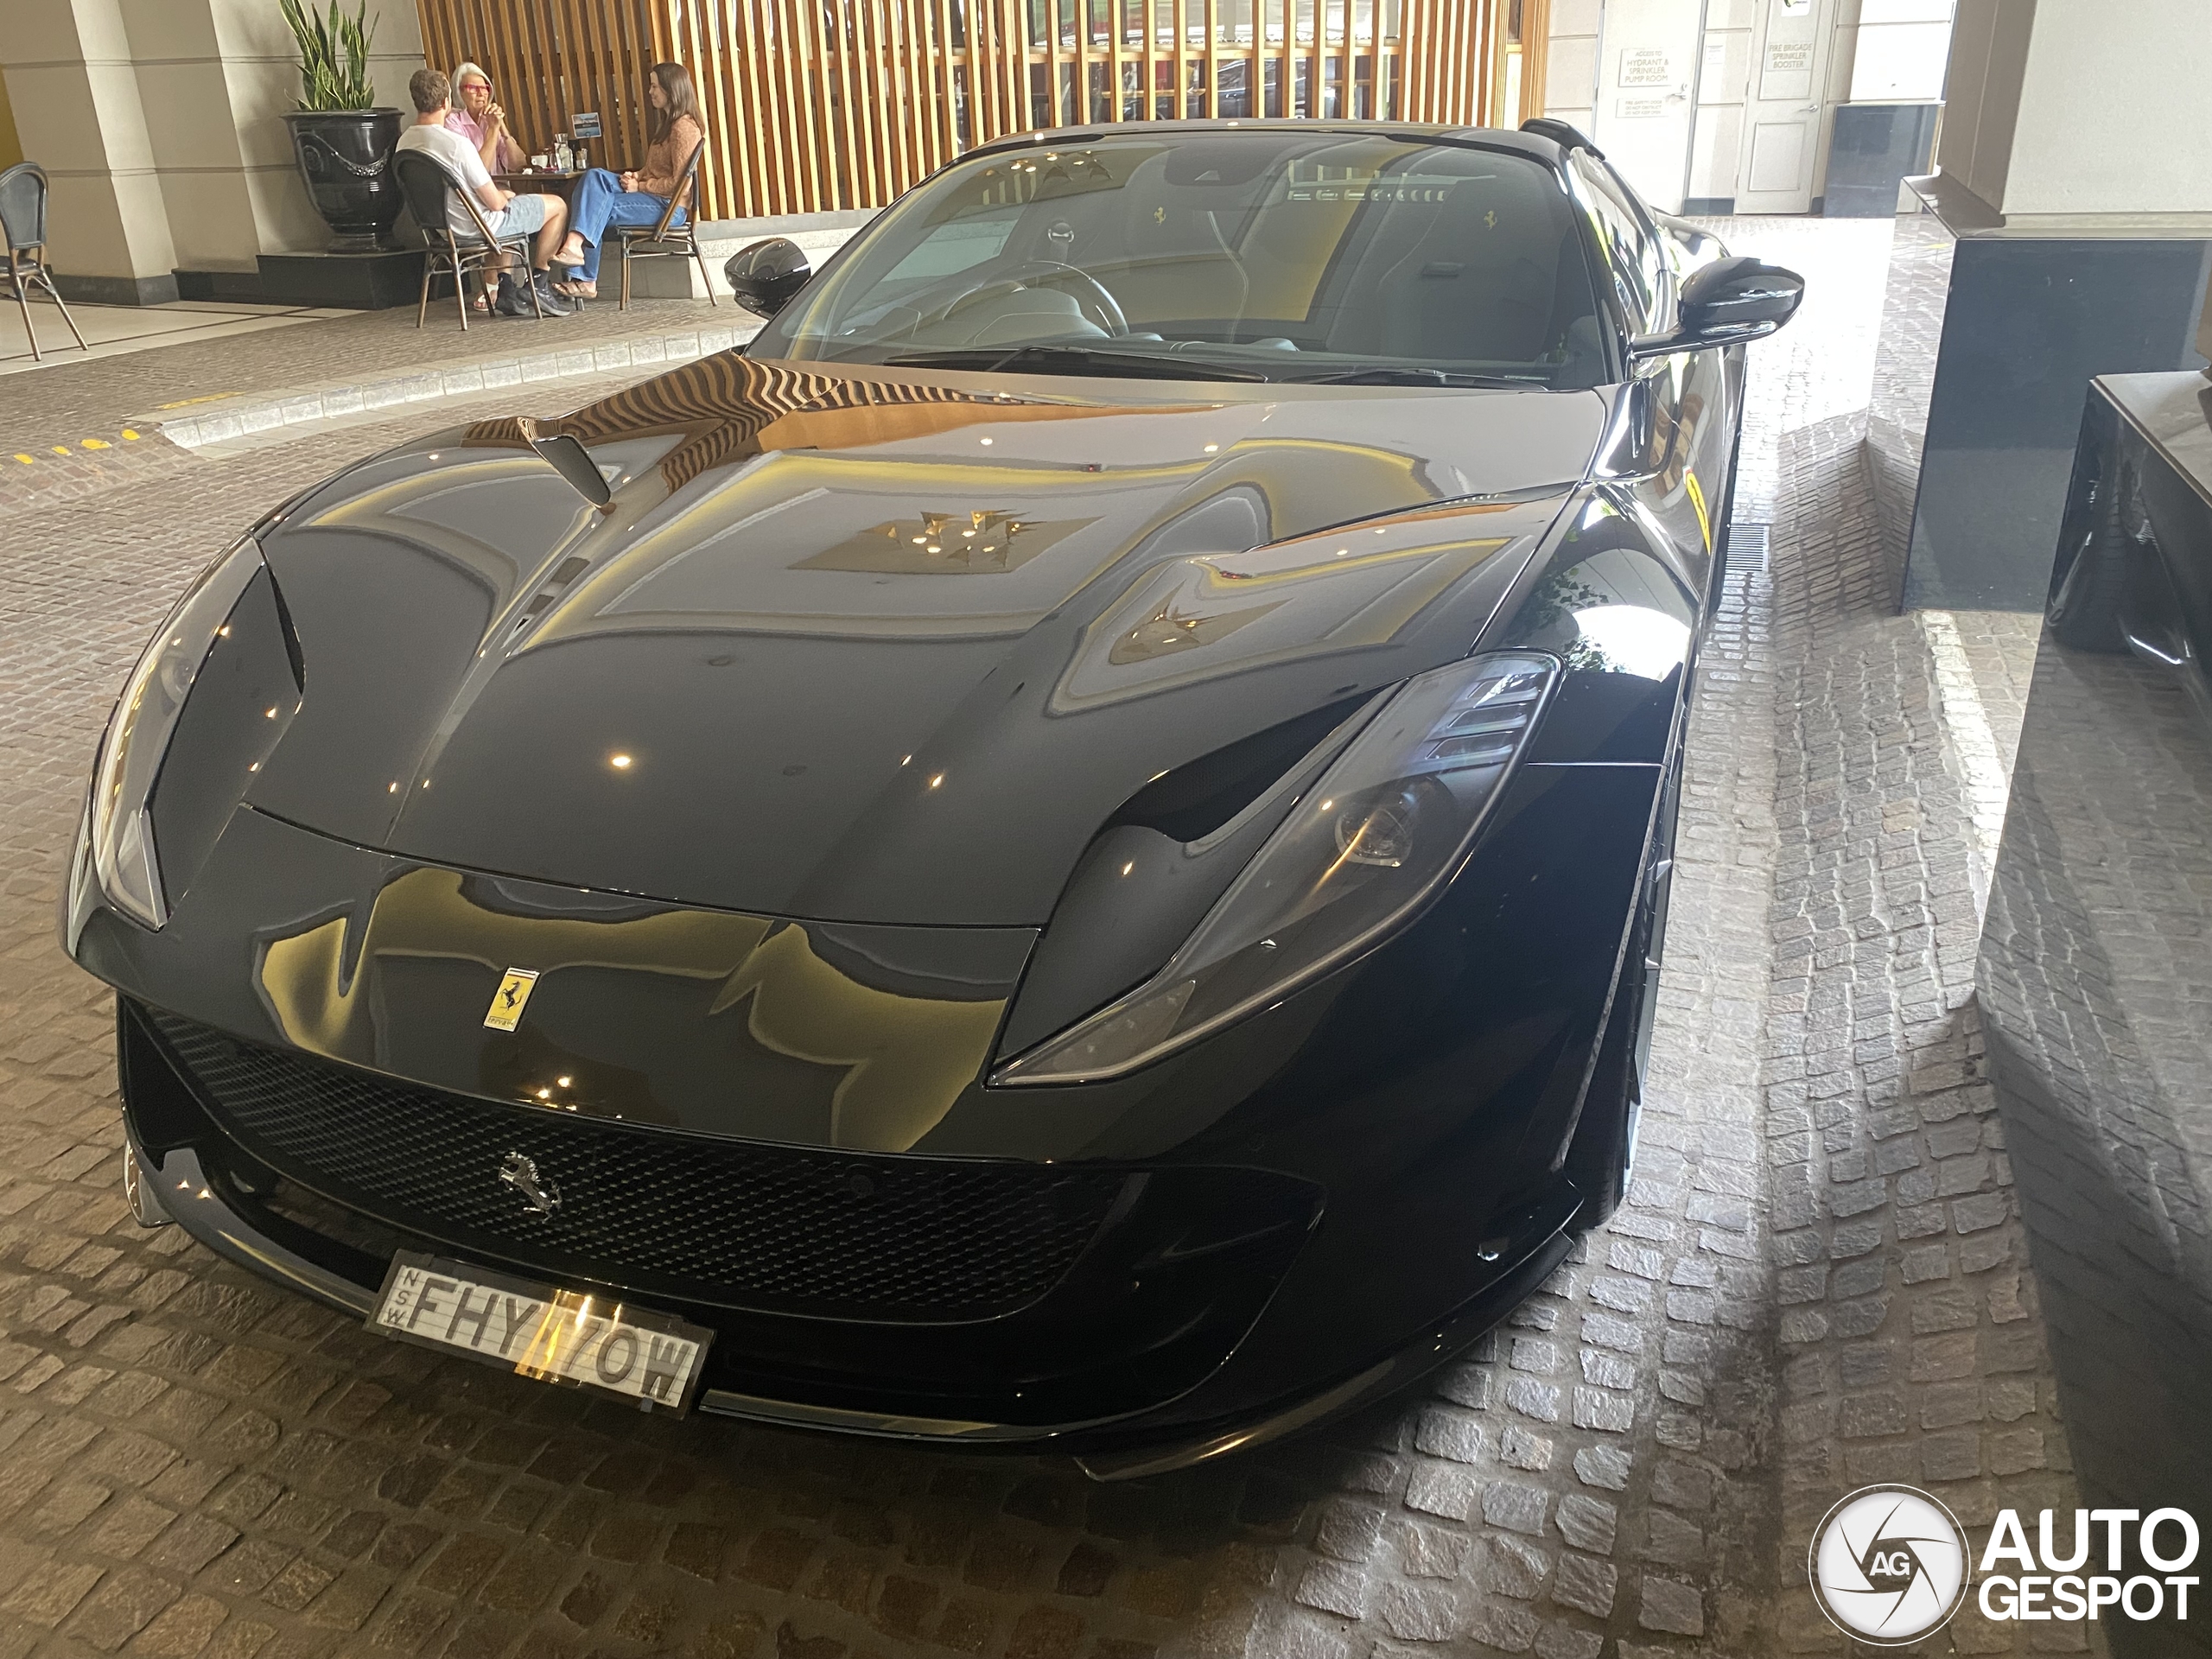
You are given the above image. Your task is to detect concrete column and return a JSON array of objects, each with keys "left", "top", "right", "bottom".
[
  {"left": 1886, "top": 0, "right": 2212, "bottom": 610},
  {"left": 2, "top": 0, "right": 180, "bottom": 302},
  {"left": 0, "top": 56, "right": 24, "bottom": 171},
  {"left": 0, "top": 0, "right": 425, "bottom": 298}
]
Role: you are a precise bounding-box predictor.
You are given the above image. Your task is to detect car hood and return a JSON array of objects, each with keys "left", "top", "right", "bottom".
[{"left": 245, "top": 354, "right": 1600, "bottom": 926}]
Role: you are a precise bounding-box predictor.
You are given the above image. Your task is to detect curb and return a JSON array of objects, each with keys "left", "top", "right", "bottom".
[{"left": 146, "top": 321, "right": 753, "bottom": 451}]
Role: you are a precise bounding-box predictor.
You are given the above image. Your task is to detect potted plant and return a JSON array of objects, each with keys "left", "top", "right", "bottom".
[{"left": 279, "top": 0, "right": 404, "bottom": 251}]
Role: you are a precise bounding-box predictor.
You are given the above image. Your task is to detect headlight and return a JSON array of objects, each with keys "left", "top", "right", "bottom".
[
  {"left": 995, "top": 652, "right": 1558, "bottom": 1084},
  {"left": 89, "top": 536, "right": 266, "bottom": 928}
]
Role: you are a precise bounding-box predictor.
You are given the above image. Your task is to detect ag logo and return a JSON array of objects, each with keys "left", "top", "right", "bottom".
[{"left": 1810, "top": 1484, "right": 1973, "bottom": 1645}]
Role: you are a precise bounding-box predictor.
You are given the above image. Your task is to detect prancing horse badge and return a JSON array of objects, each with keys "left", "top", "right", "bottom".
[{"left": 484, "top": 968, "right": 539, "bottom": 1032}]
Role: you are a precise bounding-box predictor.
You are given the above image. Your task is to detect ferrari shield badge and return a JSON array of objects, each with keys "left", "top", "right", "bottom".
[{"left": 484, "top": 968, "right": 540, "bottom": 1032}]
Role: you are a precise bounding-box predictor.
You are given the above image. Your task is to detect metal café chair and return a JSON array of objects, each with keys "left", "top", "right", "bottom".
[
  {"left": 394, "top": 149, "right": 546, "bottom": 331},
  {"left": 0, "top": 162, "right": 90, "bottom": 362},
  {"left": 611, "top": 142, "right": 715, "bottom": 311}
]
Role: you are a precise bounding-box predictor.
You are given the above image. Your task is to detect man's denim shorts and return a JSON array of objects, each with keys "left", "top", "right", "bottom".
[{"left": 484, "top": 193, "right": 550, "bottom": 238}]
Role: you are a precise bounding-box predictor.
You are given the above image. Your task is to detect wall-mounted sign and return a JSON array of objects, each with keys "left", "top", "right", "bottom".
[
  {"left": 571, "top": 111, "right": 603, "bottom": 138},
  {"left": 1618, "top": 48, "right": 1674, "bottom": 88},
  {"left": 1614, "top": 97, "right": 1669, "bottom": 119}
]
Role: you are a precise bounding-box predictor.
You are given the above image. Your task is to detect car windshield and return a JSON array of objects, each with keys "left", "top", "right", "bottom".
[{"left": 747, "top": 131, "right": 1611, "bottom": 389}]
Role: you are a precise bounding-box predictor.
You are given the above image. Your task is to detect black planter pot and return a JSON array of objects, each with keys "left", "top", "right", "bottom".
[{"left": 284, "top": 109, "right": 404, "bottom": 252}]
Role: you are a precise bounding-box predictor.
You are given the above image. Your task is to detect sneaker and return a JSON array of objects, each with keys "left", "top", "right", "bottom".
[
  {"left": 530, "top": 272, "right": 578, "bottom": 315},
  {"left": 492, "top": 273, "right": 538, "bottom": 318}
]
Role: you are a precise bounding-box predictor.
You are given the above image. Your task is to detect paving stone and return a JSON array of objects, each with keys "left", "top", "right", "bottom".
[
  {"left": 1553, "top": 1494, "right": 1618, "bottom": 1554},
  {"left": 1395, "top": 1520, "right": 1471, "bottom": 1580},
  {"left": 1480, "top": 1535, "right": 1549, "bottom": 1599},
  {"left": 1411, "top": 1408, "right": 1484, "bottom": 1465},
  {"left": 1482, "top": 1482, "right": 1549, "bottom": 1536},
  {"left": 1550, "top": 1552, "right": 1618, "bottom": 1618},
  {"left": 1571, "top": 1446, "right": 1632, "bottom": 1492},
  {"left": 1637, "top": 1575, "right": 1705, "bottom": 1636},
  {"left": 1402, "top": 1463, "right": 1478, "bottom": 1522}
]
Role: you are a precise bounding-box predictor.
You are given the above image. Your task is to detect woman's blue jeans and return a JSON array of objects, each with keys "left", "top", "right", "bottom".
[{"left": 567, "top": 167, "right": 683, "bottom": 283}]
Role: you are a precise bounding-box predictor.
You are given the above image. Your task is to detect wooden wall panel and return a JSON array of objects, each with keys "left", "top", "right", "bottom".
[{"left": 416, "top": 0, "right": 1513, "bottom": 217}]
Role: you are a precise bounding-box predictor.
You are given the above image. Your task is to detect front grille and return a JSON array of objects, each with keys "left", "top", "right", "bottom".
[{"left": 149, "top": 1012, "right": 1128, "bottom": 1323}]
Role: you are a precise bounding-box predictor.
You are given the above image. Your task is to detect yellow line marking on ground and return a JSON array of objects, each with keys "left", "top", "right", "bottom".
[
  {"left": 50, "top": 446, "right": 68, "bottom": 455},
  {"left": 12, "top": 454, "right": 32, "bottom": 465},
  {"left": 151, "top": 392, "right": 242, "bottom": 410},
  {"left": 80, "top": 438, "right": 110, "bottom": 449},
  {"left": 121, "top": 429, "right": 140, "bottom": 440}
]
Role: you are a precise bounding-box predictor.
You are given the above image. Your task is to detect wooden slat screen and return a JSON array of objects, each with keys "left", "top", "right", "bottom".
[{"left": 415, "top": 0, "right": 1524, "bottom": 218}]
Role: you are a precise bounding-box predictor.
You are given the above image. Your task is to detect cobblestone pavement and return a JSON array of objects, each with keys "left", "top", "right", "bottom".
[
  {"left": 0, "top": 219, "right": 2088, "bottom": 1659},
  {"left": 1978, "top": 632, "right": 2212, "bottom": 1659}
]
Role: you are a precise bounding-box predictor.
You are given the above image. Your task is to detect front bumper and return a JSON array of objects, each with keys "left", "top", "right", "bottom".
[{"left": 119, "top": 995, "right": 1582, "bottom": 1472}]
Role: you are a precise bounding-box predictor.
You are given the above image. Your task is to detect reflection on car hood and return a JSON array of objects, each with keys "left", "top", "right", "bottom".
[{"left": 245, "top": 354, "right": 1602, "bottom": 925}]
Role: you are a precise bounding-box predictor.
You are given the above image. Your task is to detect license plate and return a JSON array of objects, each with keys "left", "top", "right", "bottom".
[{"left": 369, "top": 1251, "right": 712, "bottom": 1414}]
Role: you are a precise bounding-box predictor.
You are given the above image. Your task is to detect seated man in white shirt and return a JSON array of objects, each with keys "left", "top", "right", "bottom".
[{"left": 396, "top": 68, "right": 574, "bottom": 318}]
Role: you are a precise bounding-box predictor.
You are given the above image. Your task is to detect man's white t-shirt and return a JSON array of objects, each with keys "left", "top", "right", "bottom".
[{"left": 396, "top": 122, "right": 495, "bottom": 236}]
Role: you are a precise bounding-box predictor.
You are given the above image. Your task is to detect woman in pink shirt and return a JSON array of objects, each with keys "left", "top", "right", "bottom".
[{"left": 445, "top": 61, "right": 525, "bottom": 175}]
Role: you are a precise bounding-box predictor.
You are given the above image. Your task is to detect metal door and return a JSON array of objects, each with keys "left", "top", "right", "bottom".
[{"left": 1734, "top": 0, "right": 1838, "bottom": 213}]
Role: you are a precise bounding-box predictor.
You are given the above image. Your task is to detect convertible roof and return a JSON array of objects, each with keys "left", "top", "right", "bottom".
[{"left": 963, "top": 119, "right": 1573, "bottom": 169}]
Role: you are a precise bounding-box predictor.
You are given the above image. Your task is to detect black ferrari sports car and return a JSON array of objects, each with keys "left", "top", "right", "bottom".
[{"left": 65, "top": 118, "right": 1799, "bottom": 1476}]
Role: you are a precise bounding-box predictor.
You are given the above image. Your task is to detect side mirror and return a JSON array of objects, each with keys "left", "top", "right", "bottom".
[
  {"left": 1630, "top": 257, "right": 1804, "bottom": 357},
  {"left": 724, "top": 238, "right": 811, "bottom": 318}
]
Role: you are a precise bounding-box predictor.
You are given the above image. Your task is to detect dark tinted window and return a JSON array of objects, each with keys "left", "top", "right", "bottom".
[
  {"left": 1567, "top": 153, "right": 1661, "bottom": 335},
  {"left": 752, "top": 133, "right": 1610, "bottom": 388}
]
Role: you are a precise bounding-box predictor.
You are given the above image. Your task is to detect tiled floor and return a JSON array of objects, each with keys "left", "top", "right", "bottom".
[
  {"left": 0, "top": 298, "right": 347, "bottom": 378},
  {"left": 0, "top": 217, "right": 2108, "bottom": 1659}
]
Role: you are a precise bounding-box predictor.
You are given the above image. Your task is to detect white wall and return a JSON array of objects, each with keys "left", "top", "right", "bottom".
[
  {"left": 2001, "top": 0, "right": 2212, "bottom": 215},
  {"left": 1546, "top": 0, "right": 1604, "bottom": 133},
  {"left": 1586, "top": 0, "right": 1709, "bottom": 212},
  {"left": 1573, "top": 0, "right": 1949, "bottom": 213},
  {"left": 1850, "top": 0, "right": 1952, "bottom": 100}
]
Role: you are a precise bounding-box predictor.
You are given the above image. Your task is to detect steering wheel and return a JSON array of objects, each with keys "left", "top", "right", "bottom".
[{"left": 928, "top": 261, "right": 1129, "bottom": 337}]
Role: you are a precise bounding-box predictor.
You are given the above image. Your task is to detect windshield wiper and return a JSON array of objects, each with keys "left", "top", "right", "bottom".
[
  {"left": 879, "top": 345, "right": 1269, "bottom": 383},
  {"left": 1291, "top": 367, "right": 1545, "bottom": 388}
]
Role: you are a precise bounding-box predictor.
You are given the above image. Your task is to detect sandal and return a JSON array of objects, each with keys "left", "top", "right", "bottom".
[
  {"left": 554, "top": 280, "right": 598, "bottom": 301},
  {"left": 471, "top": 292, "right": 491, "bottom": 313}
]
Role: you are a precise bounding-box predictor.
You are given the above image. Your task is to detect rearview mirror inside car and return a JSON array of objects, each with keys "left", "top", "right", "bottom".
[
  {"left": 724, "top": 238, "right": 812, "bottom": 318},
  {"left": 1630, "top": 257, "right": 1805, "bottom": 357}
]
